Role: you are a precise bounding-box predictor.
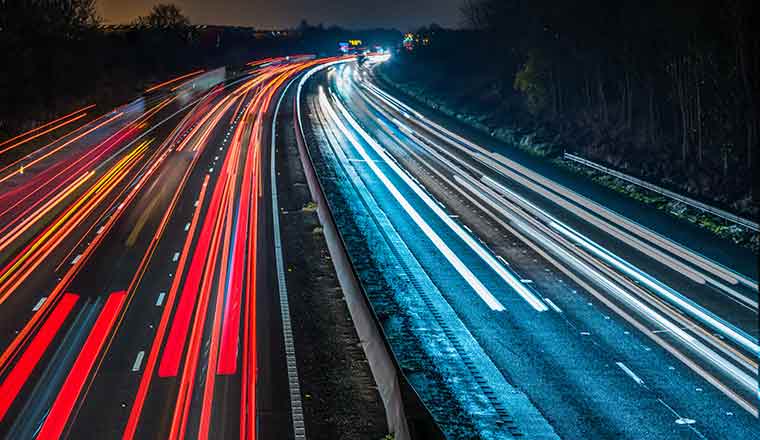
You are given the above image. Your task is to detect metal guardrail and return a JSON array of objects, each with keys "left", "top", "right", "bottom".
[{"left": 563, "top": 152, "right": 758, "bottom": 232}]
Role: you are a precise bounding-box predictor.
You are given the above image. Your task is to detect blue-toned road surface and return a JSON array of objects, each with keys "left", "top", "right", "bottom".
[{"left": 299, "top": 59, "right": 758, "bottom": 439}]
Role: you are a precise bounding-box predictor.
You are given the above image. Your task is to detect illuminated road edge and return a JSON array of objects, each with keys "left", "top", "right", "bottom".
[{"left": 297, "top": 59, "right": 560, "bottom": 439}]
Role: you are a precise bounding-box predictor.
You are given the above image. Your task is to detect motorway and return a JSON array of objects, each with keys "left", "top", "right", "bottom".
[
  {"left": 299, "top": 60, "right": 758, "bottom": 438},
  {"left": 0, "top": 53, "right": 757, "bottom": 440},
  {"left": 0, "top": 58, "right": 331, "bottom": 439}
]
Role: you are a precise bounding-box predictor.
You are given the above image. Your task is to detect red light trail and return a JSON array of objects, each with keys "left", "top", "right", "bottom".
[
  {"left": 0, "top": 104, "right": 94, "bottom": 152},
  {"left": 0, "top": 56, "right": 337, "bottom": 440},
  {"left": 0, "top": 293, "right": 79, "bottom": 422},
  {"left": 145, "top": 70, "right": 205, "bottom": 93},
  {"left": 37, "top": 291, "right": 126, "bottom": 439}
]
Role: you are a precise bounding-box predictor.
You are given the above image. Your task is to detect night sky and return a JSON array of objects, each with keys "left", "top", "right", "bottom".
[{"left": 98, "top": 0, "right": 464, "bottom": 30}]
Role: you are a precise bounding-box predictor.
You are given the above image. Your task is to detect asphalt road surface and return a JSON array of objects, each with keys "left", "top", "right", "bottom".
[
  {"left": 299, "top": 59, "right": 758, "bottom": 439},
  {"left": 0, "top": 59, "right": 333, "bottom": 440},
  {"left": 0, "top": 55, "right": 756, "bottom": 440}
]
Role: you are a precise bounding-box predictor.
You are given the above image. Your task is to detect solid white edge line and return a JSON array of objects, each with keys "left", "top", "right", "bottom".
[{"left": 273, "top": 71, "right": 308, "bottom": 440}]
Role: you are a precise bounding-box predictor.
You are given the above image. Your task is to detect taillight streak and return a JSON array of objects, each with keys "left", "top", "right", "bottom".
[
  {"left": 198, "top": 169, "right": 238, "bottom": 439},
  {"left": 0, "top": 113, "right": 123, "bottom": 184},
  {"left": 0, "top": 293, "right": 79, "bottom": 422},
  {"left": 0, "top": 172, "right": 93, "bottom": 254},
  {"left": 0, "top": 112, "right": 89, "bottom": 157},
  {"left": 37, "top": 291, "right": 127, "bottom": 439},
  {"left": 0, "top": 143, "right": 148, "bottom": 302},
  {"left": 121, "top": 176, "right": 209, "bottom": 440},
  {"left": 0, "top": 121, "right": 139, "bottom": 217},
  {"left": 0, "top": 137, "right": 165, "bottom": 376},
  {"left": 158, "top": 95, "right": 244, "bottom": 377},
  {"left": 169, "top": 180, "right": 232, "bottom": 440},
  {"left": 0, "top": 104, "right": 94, "bottom": 151}
]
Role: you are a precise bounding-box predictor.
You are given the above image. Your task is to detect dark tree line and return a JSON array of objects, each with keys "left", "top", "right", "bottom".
[
  {"left": 0, "top": 2, "right": 400, "bottom": 140},
  {"left": 396, "top": 1, "right": 757, "bottom": 211},
  {"left": 471, "top": 0, "right": 757, "bottom": 195},
  {"left": 0, "top": 1, "right": 209, "bottom": 136}
]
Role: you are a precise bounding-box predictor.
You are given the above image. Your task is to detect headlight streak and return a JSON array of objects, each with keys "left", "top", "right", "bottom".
[
  {"left": 360, "top": 74, "right": 758, "bottom": 350},
  {"left": 327, "top": 87, "right": 552, "bottom": 312},
  {"left": 385, "top": 101, "right": 760, "bottom": 381},
  {"left": 317, "top": 88, "right": 512, "bottom": 312},
  {"left": 548, "top": 218, "right": 758, "bottom": 357},
  {"left": 352, "top": 72, "right": 759, "bottom": 414},
  {"left": 362, "top": 80, "right": 758, "bottom": 294},
  {"left": 476, "top": 177, "right": 757, "bottom": 393},
  {"left": 375, "top": 96, "right": 759, "bottom": 381}
]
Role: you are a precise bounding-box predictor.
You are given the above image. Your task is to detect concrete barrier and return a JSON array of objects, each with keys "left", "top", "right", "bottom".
[{"left": 289, "top": 60, "right": 442, "bottom": 440}]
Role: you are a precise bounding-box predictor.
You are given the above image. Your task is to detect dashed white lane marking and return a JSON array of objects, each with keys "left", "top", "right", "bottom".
[
  {"left": 675, "top": 417, "right": 696, "bottom": 425},
  {"left": 520, "top": 279, "right": 533, "bottom": 283},
  {"left": 184, "top": 222, "right": 191, "bottom": 232},
  {"left": 194, "top": 200, "right": 199, "bottom": 207},
  {"left": 156, "top": 292, "right": 166, "bottom": 306},
  {"left": 172, "top": 252, "right": 180, "bottom": 262},
  {"left": 71, "top": 254, "right": 82, "bottom": 265},
  {"left": 32, "top": 297, "right": 47, "bottom": 311},
  {"left": 616, "top": 361, "right": 645, "bottom": 386},
  {"left": 543, "top": 298, "right": 563, "bottom": 313},
  {"left": 96, "top": 226, "right": 105, "bottom": 235},
  {"left": 132, "top": 351, "right": 145, "bottom": 372}
]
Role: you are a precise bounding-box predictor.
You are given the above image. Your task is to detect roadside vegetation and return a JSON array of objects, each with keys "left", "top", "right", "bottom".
[
  {"left": 379, "top": 0, "right": 757, "bottom": 252},
  {"left": 1, "top": 1, "right": 203, "bottom": 136},
  {"left": 376, "top": 68, "right": 758, "bottom": 253},
  {"left": 382, "top": 0, "right": 757, "bottom": 221}
]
